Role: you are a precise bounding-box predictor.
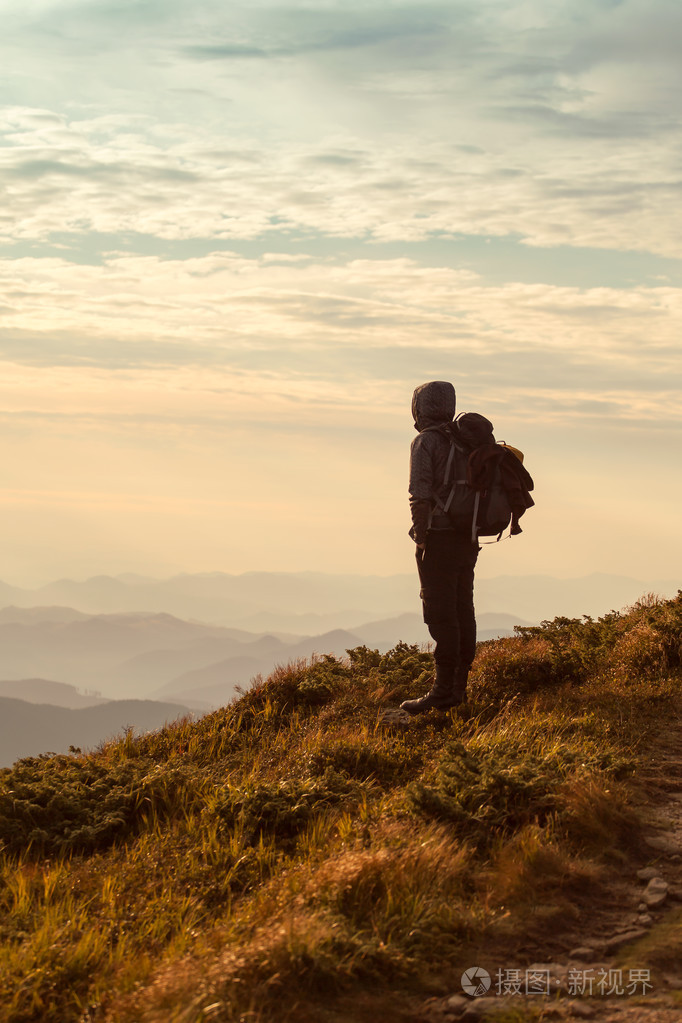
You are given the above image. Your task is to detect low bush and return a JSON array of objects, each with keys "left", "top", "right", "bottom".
[
  {"left": 0, "top": 755, "right": 208, "bottom": 856},
  {"left": 302, "top": 735, "right": 425, "bottom": 787},
  {"left": 207, "top": 770, "right": 363, "bottom": 850},
  {"left": 472, "top": 590, "right": 682, "bottom": 698},
  {"left": 407, "top": 740, "right": 561, "bottom": 846},
  {"left": 239, "top": 655, "right": 352, "bottom": 715}
]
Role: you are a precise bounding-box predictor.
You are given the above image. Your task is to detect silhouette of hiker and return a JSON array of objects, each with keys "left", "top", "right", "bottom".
[{"left": 401, "top": 381, "right": 479, "bottom": 713}]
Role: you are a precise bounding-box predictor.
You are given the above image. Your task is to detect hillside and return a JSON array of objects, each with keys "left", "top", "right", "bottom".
[{"left": 0, "top": 593, "right": 681, "bottom": 1022}]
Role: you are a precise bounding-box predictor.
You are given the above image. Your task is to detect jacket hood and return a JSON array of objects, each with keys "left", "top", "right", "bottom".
[{"left": 411, "top": 380, "right": 456, "bottom": 431}]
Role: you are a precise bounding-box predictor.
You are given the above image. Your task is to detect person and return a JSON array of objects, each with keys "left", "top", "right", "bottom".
[{"left": 400, "top": 380, "right": 480, "bottom": 714}]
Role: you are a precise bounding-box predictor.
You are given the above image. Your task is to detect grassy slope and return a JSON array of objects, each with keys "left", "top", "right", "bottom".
[{"left": 0, "top": 592, "right": 681, "bottom": 1023}]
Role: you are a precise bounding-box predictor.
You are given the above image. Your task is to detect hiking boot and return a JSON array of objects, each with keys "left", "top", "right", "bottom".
[
  {"left": 449, "top": 666, "right": 470, "bottom": 707},
  {"left": 400, "top": 664, "right": 455, "bottom": 715}
]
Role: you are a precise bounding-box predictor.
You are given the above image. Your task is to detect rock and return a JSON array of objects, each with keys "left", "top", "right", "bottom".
[
  {"left": 645, "top": 834, "right": 682, "bottom": 855},
  {"left": 643, "top": 876, "right": 669, "bottom": 907},
  {"left": 567, "top": 1002, "right": 596, "bottom": 1019},
  {"left": 638, "top": 902, "right": 648, "bottom": 912},
  {"left": 603, "top": 928, "right": 648, "bottom": 953},
  {"left": 638, "top": 913, "right": 653, "bottom": 925},
  {"left": 522, "top": 962, "right": 570, "bottom": 994},
  {"left": 569, "top": 946, "right": 596, "bottom": 960},
  {"left": 668, "top": 885, "right": 682, "bottom": 902},
  {"left": 643, "top": 891, "right": 668, "bottom": 908},
  {"left": 637, "top": 867, "right": 662, "bottom": 881},
  {"left": 671, "top": 854, "right": 682, "bottom": 863},
  {"left": 663, "top": 974, "right": 682, "bottom": 990},
  {"left": 461, "top": 999, "right": 500, "bottom": 1021},
  {"left": 445, "top": 995, "right": 469, "bottom": 1013},
  {"left": 377, "top": 708, "right": 412, "bottom": 726},
  {"left": 645, "top": 876, "right": 669, "bottom": 894}
]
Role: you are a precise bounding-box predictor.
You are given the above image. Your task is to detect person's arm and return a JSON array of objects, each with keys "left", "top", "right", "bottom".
[{"left": 408, "top": 432, "right": 434, "bottom": 546}]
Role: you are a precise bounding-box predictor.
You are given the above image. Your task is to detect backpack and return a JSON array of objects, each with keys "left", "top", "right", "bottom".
[{"left": 427, "top": 413, "right": 535, "bottom": 544}]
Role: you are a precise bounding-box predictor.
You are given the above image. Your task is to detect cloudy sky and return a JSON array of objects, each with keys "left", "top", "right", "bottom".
[{"left": 0, "top": 0, "right": 680, "bottom": 587}]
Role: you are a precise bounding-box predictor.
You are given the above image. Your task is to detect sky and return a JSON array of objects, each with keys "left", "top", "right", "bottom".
[{"left": 0, "top": 0, "right": 680, "bottom": 587}]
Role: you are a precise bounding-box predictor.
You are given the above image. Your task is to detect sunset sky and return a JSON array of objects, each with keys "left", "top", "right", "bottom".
[{"left": 0, "top": 0, "right": 680, "bottom": 586}]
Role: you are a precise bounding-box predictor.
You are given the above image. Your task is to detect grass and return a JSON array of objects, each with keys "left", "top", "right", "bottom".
[{"left": 0, "top": 592, "right": 680, "bottom": 1022}]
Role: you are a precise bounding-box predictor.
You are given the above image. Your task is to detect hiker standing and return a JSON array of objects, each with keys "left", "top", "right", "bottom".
[
  {"left": 401, "top": 381, "right": 478, "bottom": 713},
  {"left": 401, "top": 380, "right": 534, "bottom": 714}
]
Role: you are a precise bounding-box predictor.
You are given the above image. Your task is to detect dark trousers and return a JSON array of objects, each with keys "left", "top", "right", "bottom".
[{"left": 416, "top": 531, "right": 479, "bottom": 670}]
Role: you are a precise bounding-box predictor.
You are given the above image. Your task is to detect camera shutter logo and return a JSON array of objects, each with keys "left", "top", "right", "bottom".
[{"left": 461, "top": 967, "right": 491, "bottom": 997}]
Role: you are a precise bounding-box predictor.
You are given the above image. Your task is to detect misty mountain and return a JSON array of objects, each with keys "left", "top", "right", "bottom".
[
  {"left": 0, "top": 606, "right": 90, "bottom": 624},
  {"left": 351, "top": 611, "right": 529, "bottom": 647},
  {"left": 0, "top": 572, "right": 414, "bottom": 623},
  {"left": 153, "top": 628, "right": 363, "bottom": 704},
  {"left": 0, "top": 697, "right": 191, "bottom": 769},
  {"left": 0, "top": 678, "right": 108, "bottom": 709},
  {"left": 0, "top": 612, "right": 258, "bottom": 696},
  {"left": 150, "top": 619, "right": 529, "bottom": 709},
  {"left": 113, "top": 634, "right": 290, "bottom": 693},
  {"left": 0, "top": 572, "right": 676, "bottom": 629}
]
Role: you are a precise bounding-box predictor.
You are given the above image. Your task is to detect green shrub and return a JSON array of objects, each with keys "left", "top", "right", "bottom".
[
  {"left": 346, "top": 642, "right": 434, "bottom": 706},
  {"left": 0, "top": 755, "right": 207, "bottom": 857},
  {"left": 208, "top": 770, "right": 362, "bottom": 850},
  {"left": 241, "top": 655, "right": 352, "bottom": 715},
  {"left": 471, "top": 636, "right": 561, "bottom": 698},
  {"left": 407, "top": 740, "right": 561, "bottom": 845},
  {"left": 472, "top": 591, "right": 682, "bottom": 699},
  {"left": 303, "top": 736, "right": 424, "bottom": 787}
]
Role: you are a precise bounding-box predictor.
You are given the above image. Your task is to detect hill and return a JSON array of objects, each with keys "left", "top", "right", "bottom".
[
  {"left": 0, "top": 677, "right": 108, "bottom": 708},
  {"left": 0, "top": 610, "right": 285, "bottom": 697},
  {"left": 0, "top": 696, "right": 192, "bottom": 768},
  {"left": 0, "top": 592, "right": 681, "bottom": 1022}
]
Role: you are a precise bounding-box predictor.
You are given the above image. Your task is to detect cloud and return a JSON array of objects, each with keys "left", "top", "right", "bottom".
[
  {"left": 0, "top": 252, "right": 679, "bottom": 442},
  {"left": 1, "top": 2, "right": 681, "bottom": 260},
  {"left": 0, "top": 109, "right": 681, "bottom": 259}
]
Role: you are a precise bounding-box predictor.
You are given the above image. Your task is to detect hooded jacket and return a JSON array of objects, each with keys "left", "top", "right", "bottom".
[{"left": 409, "top": 381, "right": 458, "bottom": 545}]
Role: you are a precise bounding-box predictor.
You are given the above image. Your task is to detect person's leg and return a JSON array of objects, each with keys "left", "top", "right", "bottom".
[
  {"left": 452, "top": 551, "right": 478, "bottom": 699},
  {"left": 426, "top": 619, "right": 458, "bottom": 670},
  {"left": 402, "top": 533, "right": 458, "bottom": 712},
  {"left": 401, "top": 533, "right": 478, "bottom": 713}
]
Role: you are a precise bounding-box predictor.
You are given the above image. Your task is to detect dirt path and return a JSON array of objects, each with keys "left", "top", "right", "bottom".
[{"left": 422, "top": 727, "right": 682, "bottom": 1023}]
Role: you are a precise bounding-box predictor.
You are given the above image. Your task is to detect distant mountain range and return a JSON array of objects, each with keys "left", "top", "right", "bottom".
[
  {"left": 0, "top": 695, "right": 191, "bottom": 769},
  {"left": 0, "top": 677, "right": 107, "bottom": 709},
  {"left": 0, "top": 607, "right": 528, "bottom": 710},
  {"left": 0, "top": 570, "right": 677, "bottom": 629}
]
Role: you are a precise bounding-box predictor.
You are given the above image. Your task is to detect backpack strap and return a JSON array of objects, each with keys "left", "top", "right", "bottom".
[
  {"left": 438, "top": 432, "right": 468, "bottom": 514},
  {"left": 471, "top": 491, "right": 480, "bottom": 544}
]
